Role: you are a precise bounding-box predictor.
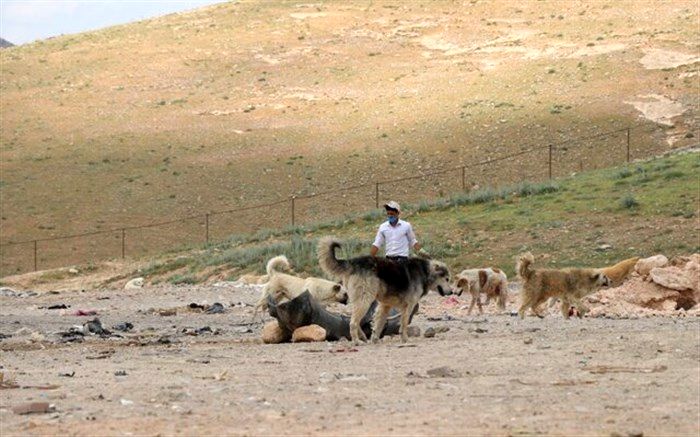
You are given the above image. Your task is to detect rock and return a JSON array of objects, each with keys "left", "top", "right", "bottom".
[
  {"left": 205, "top": 302, "right": 225, "bottom": 314},
  {"left": 124, "top": 277, "right": 145, "bottom": 289},
  {"left": 650, "top": 266, "right": 693, "bottom": 291},
  {"left": 262, "top": 321, "right": 291, "bottom": 344},
  {"left": 12, "top": 402, "right": 53, "bottom": 415},
  {"left": 291, "top": 324, "right": 326, "bottom": 342},
  {"left": 596, "top": 244, "right": 613, "bottom": 251},
  {"left": 423, "top": 327, "right": 436, "bottom": 338},
  {"left": 68, "top": 268, "right": 79, "bottom": 274},
  {"left": 407, "top": 326, "right": 421, "bottom": 337},
  {"left": 635, "top": 255, "right": 668, "bottom": 277},
  {"left": 524, "top": 337, "right": 533, "bottom": 344},
  {"left": 427, "top": 366, "right": 462, "bottom": 378}
]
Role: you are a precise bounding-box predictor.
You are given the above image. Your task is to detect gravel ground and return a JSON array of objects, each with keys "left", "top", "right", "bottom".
[{"left": 1, "top": 283, "right": 698, "bottom": 436}]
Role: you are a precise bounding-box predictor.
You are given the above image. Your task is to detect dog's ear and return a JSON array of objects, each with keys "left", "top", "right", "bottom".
[
  {"left": 332, "top": 284, "right": 341, "bottom": 292},
  {"left": 456, "top": 277, "right": 469, "bottom": 288}
]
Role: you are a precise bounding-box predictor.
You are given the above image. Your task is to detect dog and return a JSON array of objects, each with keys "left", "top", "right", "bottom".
[
  {"left": 601, "top": 256, "right": 640, "bottom": 286},
  {"left": 453, "top": 267, "right": 508, "bottom": 314},
  {"left": 547, "top": 256, "right": 639, "bottom": 309},
  {"left": 317, "top": 236, "right": 453, "bottom": 344},
  {"left": 255, "top": 255, "right": 348, "bottom": 313},
  {"left": 517, "top": 252, "right": 611, "bottom": 319}
]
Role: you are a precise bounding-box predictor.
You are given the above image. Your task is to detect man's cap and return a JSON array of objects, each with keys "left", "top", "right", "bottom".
[{"left": 383, "top": 201, "right": 401, "bottom": 213}]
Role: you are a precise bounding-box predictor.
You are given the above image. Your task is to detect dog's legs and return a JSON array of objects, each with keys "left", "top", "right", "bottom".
[
  {"left": 476, "top": 291, "right": 484, "bottom": 314},
  {"left": 560, "top": 298, "right": 571, "bottom": 319},
  {"left": 518, "top": 292, "right": 533, "bottom": 319},
  {"left": 467, "top": 290, "right": 478, "bottom": 315},
  {"left": 400, "top": 301, "right": 418, "bottom": 343},
  {"left": 370, "top": 303, "right": 392, "bottom": 344},
  {"left": 349, "top": 289, "right": 374, "bottom": 345}
]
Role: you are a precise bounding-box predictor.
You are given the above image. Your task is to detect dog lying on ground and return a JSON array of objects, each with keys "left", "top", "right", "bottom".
[
  {"left": 453, "top": 267, "right": 508, "bottom": 314},
  {"left": 517, "top": 252, "right": 611, "bottom": 319},
  {"left": 318, "top": 237, "right": 453, "bottom": 344},
  {"left": 267, "top": 291, "right": 419, "bottom": 342},
  {"left": 255, "top": 255, "right": 348, "bottom": 313}
]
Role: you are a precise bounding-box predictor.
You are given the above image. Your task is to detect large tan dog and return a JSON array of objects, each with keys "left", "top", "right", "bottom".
[
  {"left": 318, "top": 237, "right": 453, "bottom": 344},
  {"left": 453, "top": 267, "right": 508, "bottom": 314},
  {"left": 255, "top": 255, "right": 348, "bottom": 312},
  {"left": 517, "top": 252, "right": 611, "bottom": 319}
]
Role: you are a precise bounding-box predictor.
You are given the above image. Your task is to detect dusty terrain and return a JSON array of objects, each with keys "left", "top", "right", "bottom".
[{"left": 1, "top": 282, "right": 698, "bottom": 436}]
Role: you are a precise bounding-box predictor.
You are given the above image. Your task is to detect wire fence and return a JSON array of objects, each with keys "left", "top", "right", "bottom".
[{"left": 0, "top": 123, "right": 669, "bottom": 276}]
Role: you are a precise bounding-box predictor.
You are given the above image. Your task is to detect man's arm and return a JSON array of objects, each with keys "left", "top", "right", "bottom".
[
  {"left": 370, "top": 245, "right": 379, "bottom": 257},
  {"left": 371, "top": 226, "right": 385, "bottom": 257}
]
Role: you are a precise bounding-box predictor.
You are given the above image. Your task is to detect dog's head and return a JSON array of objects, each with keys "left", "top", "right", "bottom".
[
  {"left": 332, "top": 282, "right": 349, "bottom": 305},
  {"left": 429, "top": 261, "right": 453, "bottom": 296},
  {"left": 452, "top": 276, "right": 470, "bottom": 297},
  {"left": 592, "top": 271, "right": 612, "bottom": 288}
]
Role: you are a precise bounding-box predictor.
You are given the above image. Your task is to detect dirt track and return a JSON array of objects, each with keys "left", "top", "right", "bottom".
[{"left": 1, "top": 283, "right": 698, "bottom": 436}]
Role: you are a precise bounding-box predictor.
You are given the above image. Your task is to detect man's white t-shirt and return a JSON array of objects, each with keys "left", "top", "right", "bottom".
[{"left": 372, "top": 219, "right": 417, "bottom": 257}]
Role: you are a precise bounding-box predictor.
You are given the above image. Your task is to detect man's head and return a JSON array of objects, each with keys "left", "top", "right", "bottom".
[{"left": 384, "top": 201, "right": 400, "bottom": 225}]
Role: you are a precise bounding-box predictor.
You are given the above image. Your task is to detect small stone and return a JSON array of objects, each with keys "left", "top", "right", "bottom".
[
  {"left": 407, "top": 326, "right": 421, "bottom": 337},
  {"left": 427, "top": 366, "right": 462, "bottom": 378},
  {"left": 12, "top": 402, "right": 53, "bottom": 415},
  {"left": 423, "top": 327, "right": 436, "bottom": 338},
  {"left": 524, "top": 337, "right": 533, "bottom": 344}
]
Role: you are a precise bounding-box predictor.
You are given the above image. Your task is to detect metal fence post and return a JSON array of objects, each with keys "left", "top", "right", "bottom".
[
  {"left": 205, "top": 213, "right": 210, "bottom": 244},
  {"left": 291, "top": 196, "right": 295, "bottom": 227},
  {"left": 33, "top": 240, "right": 37, "bottom": 272},
  {"left": 548, "top": 145, "right": 553, "bottom": 179},
  {"left": 375, "top": 183, "right": 379, "bottom": 208},
  {"left": 461, "top": 166, "right": 466, "bottom": 191},
  {"left": 121, "top": 229, "right": 125, "bottom": 259},
  {"left": 626, "top": 127, "right": 631, "bottom": 163}
]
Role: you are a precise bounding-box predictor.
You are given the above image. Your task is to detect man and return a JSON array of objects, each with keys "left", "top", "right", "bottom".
[{"left": 370, "top": 201, "right": 430, "bottom": 261}]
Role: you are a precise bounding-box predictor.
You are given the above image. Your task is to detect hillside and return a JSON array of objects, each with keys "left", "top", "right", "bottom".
[
  {"left": 0, "top": 0, "right": 698, "bottom": 276},
  {"left": 2, "top": 149, "right": 697, "bottom": 291}
]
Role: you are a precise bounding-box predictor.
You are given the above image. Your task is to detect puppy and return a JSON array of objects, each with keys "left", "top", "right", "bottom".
[
  {"left": 256, "top": 255, "right": 348, "bottom": 313},
  {"left": 318, "top": 237, "right": 453, "bottom": 344},
  {"left": 453, "top": 267, "right": 508, "bottom": 314},
  {"left": 517, "top": 252, "right": 611, "bottom": 319}
]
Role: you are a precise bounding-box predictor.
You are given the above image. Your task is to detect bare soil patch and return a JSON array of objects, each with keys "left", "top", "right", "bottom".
[{"left": 1, "top": 283, "right": 698, "bottom": 435}]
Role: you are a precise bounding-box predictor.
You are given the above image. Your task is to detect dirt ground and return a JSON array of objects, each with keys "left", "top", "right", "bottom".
[{"left": 1, "top": 283, "right": 698, "bottom": 436}]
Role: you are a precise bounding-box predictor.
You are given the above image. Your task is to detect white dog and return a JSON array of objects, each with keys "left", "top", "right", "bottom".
[
  {"left": 453, "top": 267, "right": 508, "bottom": 314},
  {"left": 255, "top": 255, "right": 348, "bottom": 313}
]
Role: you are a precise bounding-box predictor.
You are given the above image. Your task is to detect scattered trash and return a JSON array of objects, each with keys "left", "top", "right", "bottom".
[
  {"left": 73, "top": 309, "right": 98, "bottom": 316},
  {"left": 205, "top": 302, "right": 225, "bottom": 314},
  {"left": 0, "top": 288, "right": 38, "bottom": 298},
  {"left": 188, "top": 303, "right": 206, "bottom": 311},
  {"left": 474, "top": 327, "right": 488, "bottom": 334},
  {"left": 12, "top": 402, "right": 54, "bottom": 415},
  {"left": 443, "top": 296, "right": 460, "bottom": 306},
  {"left": 182, "top": 326, "right": 217, "bottom": 336},
  {"left": 158, "top": 308, "right": 177, "bottom": 317},
  {"left": 120, "top": 399, "right": 134, "bottom": 406},
  {"left": 56, "top": 327, "right": 85, "bottom": 343},
  {"left": 84, "top": 318, "right": 110, "bottom": 336},
  {"left": 114, "top": 370, "right": 128, "bottom": 376},
  {"left": 58, "top": 371, "right": 75, "bottom": 378},
  {"left": 330, "top": 347, "right": 359, "bottom": 353},
  {"left": 41, "top": 304, "right": 69, "bottom": 310},
  {"left": 112, "top": 322, "right": 134, "bottom": 332}
]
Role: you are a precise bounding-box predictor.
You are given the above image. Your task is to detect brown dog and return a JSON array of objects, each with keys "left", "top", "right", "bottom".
[{"left": 517, "top": 252, "right": 611, "bottom": 319}]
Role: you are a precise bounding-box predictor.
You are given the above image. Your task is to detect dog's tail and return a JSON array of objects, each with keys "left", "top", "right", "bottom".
[
  {"left": 266, "top": 255, "right": 291, "bottom": 277},
  {"left": 317, "top": 237, "right": 352, "bottom": 279},
  {"left": 516, "top": 252, "right": 535, "bottom": 280}
]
